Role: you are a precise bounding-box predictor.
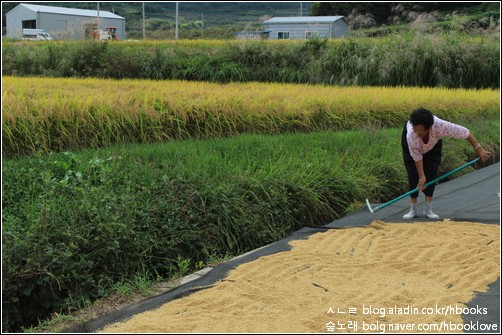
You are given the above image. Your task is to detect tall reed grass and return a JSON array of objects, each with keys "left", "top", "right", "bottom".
[
  {"left": 2, "top": 76, "right": 499, "bottom": 157},
  {"left": 2, "top": 32, "right": 499, "bottom": 88}
]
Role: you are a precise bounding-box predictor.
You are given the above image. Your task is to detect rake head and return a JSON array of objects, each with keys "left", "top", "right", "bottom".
[{"left": 365, "top": 198, "right": 375, "bottom": 214}]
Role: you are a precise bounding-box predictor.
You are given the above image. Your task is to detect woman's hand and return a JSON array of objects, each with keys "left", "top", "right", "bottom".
[
  {"left": 418, "top": 175, "right": 427, "bottom": 191},
  {"left": 475, "top": 146, "right": 491, "bottom": 161}
]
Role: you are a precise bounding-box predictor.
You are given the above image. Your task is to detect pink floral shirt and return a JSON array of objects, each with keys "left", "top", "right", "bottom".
[{"left": 406, "top": 116, "right": 470, "bottom": 161}]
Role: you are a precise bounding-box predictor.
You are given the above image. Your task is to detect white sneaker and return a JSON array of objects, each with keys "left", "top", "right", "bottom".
[
  {"left": 424, "top": 209, "right": 440, "bottom": 220},
  {"left": 403, "top": 209, "right": 416, "bottom": 219}
]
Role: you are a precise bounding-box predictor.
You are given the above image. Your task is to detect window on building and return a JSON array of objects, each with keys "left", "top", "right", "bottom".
[
  {"left": 278, "top": 31, "right": 290, "bottom": 40},
  {"left": 22, "top": 20, "right": 36, "bottom": 29},
  {"left": 305, "top": 31, "right": 320, "bottom": 39}
]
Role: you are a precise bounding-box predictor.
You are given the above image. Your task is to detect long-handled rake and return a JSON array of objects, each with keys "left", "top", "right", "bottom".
[{"left": 366, "top": 158, "right": 480, "bottom": 215}]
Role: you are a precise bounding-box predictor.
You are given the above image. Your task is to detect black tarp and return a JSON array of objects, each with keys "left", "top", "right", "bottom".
[{"left": 69, "top": 163, "right": 500, "bottom": 333}]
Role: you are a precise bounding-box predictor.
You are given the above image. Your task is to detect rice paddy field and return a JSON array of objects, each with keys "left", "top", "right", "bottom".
[
  {"left": 1, "top": 35, "right": 500, "bottom": 332},
  {"left": 2, "top": 76, "right": 499, "bottom": 158}
]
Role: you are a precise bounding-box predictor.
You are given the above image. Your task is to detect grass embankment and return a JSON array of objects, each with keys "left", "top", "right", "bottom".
[
  {"left": 2, "top": 76, "right": 500, "bottom": 158},
  {"left": 2, "top": 32, "right": 499, "bottom": 88},
  {"left": 2, "top": 120, "right": 500, "bottom": 332}
]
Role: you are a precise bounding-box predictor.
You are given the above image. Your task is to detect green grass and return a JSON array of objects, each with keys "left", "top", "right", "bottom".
[{"left": 3, "top": 117, "right": 499, "bottom": 332}]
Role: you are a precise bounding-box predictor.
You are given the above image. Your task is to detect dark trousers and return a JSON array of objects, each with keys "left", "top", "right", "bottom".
[{"left": 401, "top": 123, "right": 442, "bottom": 198}]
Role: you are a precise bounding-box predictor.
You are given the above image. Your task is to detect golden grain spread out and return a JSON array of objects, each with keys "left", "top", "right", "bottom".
[{"left": 102, "top": 220, "right": 500, "bottom": 333}]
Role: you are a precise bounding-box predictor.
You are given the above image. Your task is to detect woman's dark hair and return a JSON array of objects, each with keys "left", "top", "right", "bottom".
[{"left": 410, "top": 108, "right": 434, "bottom": 129}]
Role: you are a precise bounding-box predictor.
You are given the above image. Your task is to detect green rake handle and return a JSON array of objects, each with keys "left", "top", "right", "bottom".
[{"left": 366, "top": 158, "right": 480, "bottom": 213}]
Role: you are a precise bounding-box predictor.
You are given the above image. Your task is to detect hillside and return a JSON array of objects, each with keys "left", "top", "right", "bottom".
[{"left": 2, "top": 2, "right": 499, "bottom": 39}]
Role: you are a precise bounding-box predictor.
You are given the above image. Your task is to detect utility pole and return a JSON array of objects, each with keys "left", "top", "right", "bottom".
[
  {"left": 175, "top": 2, "right": 179, "bottom": 40},
  {"left": 96, "top": 2, "right": 100, "bottom": 29},
  {"left": 300, "top": 2, "right": 303, "bottom": 16},
  {"left": 142, "top": 2, "right": 145, "bottom": 39}
]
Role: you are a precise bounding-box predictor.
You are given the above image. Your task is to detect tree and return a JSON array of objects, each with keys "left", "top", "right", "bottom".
[
  {"left": 311, "top": 2, "right": 393, "bottom": 24},
  {"left": 310, "top": 2, "right": 486, "bottom": 25}
]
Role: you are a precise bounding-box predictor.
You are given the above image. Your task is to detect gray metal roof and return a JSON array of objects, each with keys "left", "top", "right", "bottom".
[
  {"left": 264, "top": 16, "right": 345, "bottom": 24},
  {"left": 14, "top": 3, "right": 125, "bottom": 20}
]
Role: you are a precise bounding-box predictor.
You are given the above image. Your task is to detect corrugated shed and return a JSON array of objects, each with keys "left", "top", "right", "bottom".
[{"left": 264, "top": 16, "right": 345, "bottom": 24}]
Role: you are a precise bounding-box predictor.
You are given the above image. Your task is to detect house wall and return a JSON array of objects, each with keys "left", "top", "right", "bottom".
[
  {"left": 5, "top": 5, "right": 37, "bottom": 38},
  {"left": 38, "top": 13, "right": 125, "bottom": 40},
  {"left": 331, "top": 20, "right": 349, "bottom": 38},
  {"left": 265, "top": 20, "right": 348, "bottom": 40}
]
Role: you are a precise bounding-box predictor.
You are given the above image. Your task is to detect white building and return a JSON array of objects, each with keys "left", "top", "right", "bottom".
[
  {"left": 5, "top": 3, "right": 126, "bottom": 40},
  {"left": 264, "top": 16, "right": 349, "bottom": 40}
]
